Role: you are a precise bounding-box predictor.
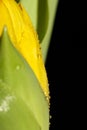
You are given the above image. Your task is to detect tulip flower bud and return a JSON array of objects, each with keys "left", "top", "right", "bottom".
[
  {"left": 0, "top": 0, "right": 50, "bottom": 130},
  {"left": 0, "top": 0, "right": 49, "bottom": 101}
]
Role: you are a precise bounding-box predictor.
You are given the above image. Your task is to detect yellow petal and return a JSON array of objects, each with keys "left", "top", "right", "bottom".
[{"left": 0, "top": 0, "right": 49, "bottom": 101}]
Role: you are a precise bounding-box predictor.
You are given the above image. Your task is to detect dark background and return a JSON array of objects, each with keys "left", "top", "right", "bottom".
[{"left": 46, "top": 0, "right": 87, "bottom": 129}]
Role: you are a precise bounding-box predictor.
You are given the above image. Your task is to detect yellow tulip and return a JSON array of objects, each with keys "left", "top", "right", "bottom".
[{"left": 0, "top": 0, "right": 49, "bottom": 101}]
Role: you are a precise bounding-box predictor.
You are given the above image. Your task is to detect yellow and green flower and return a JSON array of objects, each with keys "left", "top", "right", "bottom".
[{"left": 0, "top": 0, "right": 58, "bottom": 130}]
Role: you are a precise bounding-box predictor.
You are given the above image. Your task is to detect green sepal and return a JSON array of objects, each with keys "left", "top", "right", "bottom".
[
  {"left": 0, "top": 86, "right": 41, "bottom": 130},
  {"left": 0, "top": 27, "right": 49, "bottom": 130}
]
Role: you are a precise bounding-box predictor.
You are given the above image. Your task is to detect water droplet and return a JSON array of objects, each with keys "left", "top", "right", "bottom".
[
  {"left": 50, "top": 115, "right": 52, "bottom": 119},
  {"left": 16, "top": 65, "right": 20, "bottom": 70},
  {"left": 37, "top": 53, "right": 41, "bottom": 59},
  {"left": 49, "top": 122, "right": 51, "bottom": 126}
]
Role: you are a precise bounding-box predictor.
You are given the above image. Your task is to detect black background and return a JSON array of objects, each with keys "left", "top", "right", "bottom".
[{"left": 46, "top": 0, "right": 87, "bottom": 129}]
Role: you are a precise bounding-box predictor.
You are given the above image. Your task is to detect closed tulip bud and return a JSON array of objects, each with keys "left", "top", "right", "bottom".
[
  {"left": 0, "top": 0, "right": 50, "bottom": 130},
  {"left": 0, "top": 0, "right": 49, "bottom": 100}
]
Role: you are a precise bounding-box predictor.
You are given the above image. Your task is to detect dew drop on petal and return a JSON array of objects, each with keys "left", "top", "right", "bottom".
[{"left": 16, "top": 65, "right": 20, "bottom": 70}]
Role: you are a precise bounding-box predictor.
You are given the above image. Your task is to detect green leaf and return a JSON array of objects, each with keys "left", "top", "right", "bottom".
[
  {"left": 20, "top": 0, "right": 49, "bottom": 43},
  {"left": 20, "top": 0, "right": 38, "bottom": 29},
  {"left": 37, "top": 0, "right": 49, "bottom": 42},
  {"left": 0, "top": 27, "right": 49, "bottom": 130},
  {"left": 20, "top": 0, "right": 59, "bottom": 61},
  {"left": 41, "top": 0, "right": 59, "bottom": 61}
]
